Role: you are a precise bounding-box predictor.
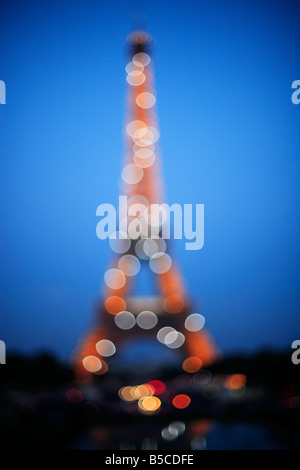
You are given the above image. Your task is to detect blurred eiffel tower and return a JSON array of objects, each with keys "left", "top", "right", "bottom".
[{"left": 73, "top": 30, "right": 219, "bottom": 381}]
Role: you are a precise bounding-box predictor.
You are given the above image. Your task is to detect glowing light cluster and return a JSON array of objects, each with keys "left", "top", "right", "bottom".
[
  {"left": 125, "top": 52, "right": 150, "bottom": 88},
  {"left": 126, "top": 120, "right": 160, "bottom": 147},
  {"left": 118, "top": 378, "right": 162, "bottom": 414}
]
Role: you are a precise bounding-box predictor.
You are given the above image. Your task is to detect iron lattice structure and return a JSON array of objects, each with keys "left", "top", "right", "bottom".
[{"left": 74, "top": 31, "right": 218, "bottom": 381}]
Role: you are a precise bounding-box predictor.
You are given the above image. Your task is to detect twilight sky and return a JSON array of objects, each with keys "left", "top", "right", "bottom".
[{"left": 0, "top": 0, "right": 299, "bottom": 361}]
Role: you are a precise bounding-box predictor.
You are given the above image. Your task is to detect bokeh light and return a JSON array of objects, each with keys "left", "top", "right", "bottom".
[
  {"left": 163, "top": 294, "right": 185, "bottom": 313},
  {"left": 164, "top": 331, "right": 185, "bottom": 349},
  {"left": 182, "top": 356, "right": 203, "bottom": 373},
  {"left": 136, "top": 92, "right": 156, "bottom": 109},
  {"left": 114, "top": 311, "right": 135, "bottom": 330},
  {"left": 147, "top": 380, "right": 166, "bottom": 395},
  {"left": 121, "top": 163, "right": 143, "bottom": 185},
  {"left": 104, "top": 295, "right": 126, "bottom": 315},
  {"left": 96, "top": 339, "right": 116, "bottom": 357},
  {"left": 118, "top": 255, "right": 140, "bottom": 277},
  {"left": 185, "top": 313, "right": 205, "bottom": 332},
  {"left": 109, "top": 231, "right": 131, "bottom": 254},
  {"left": 136, "top": 310, "right": 158, "bottom": 330},
  {"left": 104, "top": 268, "right": 126, "bottom": 290},
  {"left": 172, "top": 394, "right": 191, "bottom": 409},
  {"left": 157, "top": 326, "right": 176, "bottom": 344},
  {"left": 149, "top": 252, "right": 172, "bottom": 274},
  {"left": 133, "top": 52, "right": 151, "bottom": 67},
  {"left": 82, "top": 356, "right": 102, "bottom": 373},
  {"left": 138, "top": 396, "right": 161, "bottom": 413}
]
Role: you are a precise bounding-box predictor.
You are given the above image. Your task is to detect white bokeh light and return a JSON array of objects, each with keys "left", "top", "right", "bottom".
[
  {"left": 136, "top": 310, "right": 158, "bottom": 330},
  {"left": 164, "top": 331, "right": 185, "bottom": 349},
  {"left": 104, "top": 268, "right": 126, "bottom": 289},
  {"left": 157, "top": 326, "right": 176, "bottom": 344},
  {"left": 185, "top": 313, "right": 205, "bottom": 332},
  {"left": 118, "top": 255, "right": 141, "bottom": 277},
  {"left": 114, "top": 311, "right": 136, "bottom": 330},
  {"left": 96, "top": 339, "right": 116, "bottom": 357},
  {"left": 149, "top": 252, "right": 172, "bottom": 274}
]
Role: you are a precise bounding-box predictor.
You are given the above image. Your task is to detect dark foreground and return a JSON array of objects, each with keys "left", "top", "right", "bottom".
[{"left": 0, "top": 351, "right": 299, "bottom": 450}]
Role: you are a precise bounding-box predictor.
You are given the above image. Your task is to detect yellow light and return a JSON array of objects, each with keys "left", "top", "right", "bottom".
[
  {"left": 138, "top": 396, "right": 161, "bottom": 412},
  {"left": 119, "top": 386, "right": 135, "bottom": 401}
]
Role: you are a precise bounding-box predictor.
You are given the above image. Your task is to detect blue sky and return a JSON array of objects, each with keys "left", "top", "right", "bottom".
[{"left": 0, "top": 0, "right": 299, "bottom": 361}]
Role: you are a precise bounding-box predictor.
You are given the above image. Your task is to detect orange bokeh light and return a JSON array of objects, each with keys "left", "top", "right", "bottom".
[
  {"left": 104, "top": 296, "right": 126, "bottom": 315},
  {"left": 182, "top": 356, "right": 203, "bottom": 373},
  {"left": 172, "top": 394, "right": 191, "bottom": 409},
  {"left": 163, "top": 294, "right": 185, "bottom": 313},
  {"left": 225, "top": 374, "right": 247, "bottom": 390}
]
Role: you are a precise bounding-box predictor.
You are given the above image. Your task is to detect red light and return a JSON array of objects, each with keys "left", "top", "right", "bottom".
[
  {"left": 147, "top": 380, "right": 166, "bottom": 395},
  {"left": 172, "top": 394, "right": 191, "bottom": 409}
]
